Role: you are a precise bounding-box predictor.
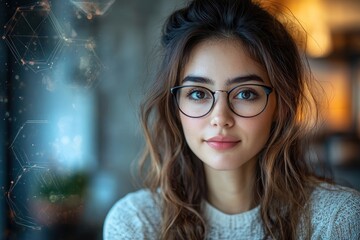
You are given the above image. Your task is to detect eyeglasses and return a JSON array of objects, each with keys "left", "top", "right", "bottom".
[{"left": 170, "top": 84, "right": 273, "bottom": 118}]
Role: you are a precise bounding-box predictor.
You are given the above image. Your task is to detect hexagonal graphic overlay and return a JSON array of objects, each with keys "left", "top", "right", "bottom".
[
  {"left": 2, "top": 2, "right": 65, "bottom": 73},
  {"left": 53, "top": 39, "right": 104, "bottom": 89},
  {"left": 70, "top": 0, "right": 115, "bottom": 19},
  {"left": 7, "top": 120, "right": 86, "bottom": 230},
  {"left": 6, "top": 166, "right": 64, "bottom": 230},
  {"left": 7, "top": 120, "right": 56, "bottom": 230}
]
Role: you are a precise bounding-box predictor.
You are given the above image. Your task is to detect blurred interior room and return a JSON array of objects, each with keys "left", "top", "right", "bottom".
[{"left": 0, "top": 0, "right": 359, "bottom": 239}]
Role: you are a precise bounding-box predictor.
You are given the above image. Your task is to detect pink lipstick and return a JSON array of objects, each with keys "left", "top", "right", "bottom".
[{"left": 205, "top": 136, "right": 240, "bottom": 150}]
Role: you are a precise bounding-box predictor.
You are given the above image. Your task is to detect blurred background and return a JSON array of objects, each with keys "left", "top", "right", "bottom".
[{"left": 0, "top": 0, "right": 359, "bottom": 239}]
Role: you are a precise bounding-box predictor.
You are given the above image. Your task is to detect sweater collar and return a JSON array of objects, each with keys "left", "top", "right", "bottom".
[{"left": 203, "top": 201, "right": 261, "bottom": 229}]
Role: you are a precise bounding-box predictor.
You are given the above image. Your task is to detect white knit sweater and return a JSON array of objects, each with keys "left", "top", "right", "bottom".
[{"left": 103, "top": 184, "right": 360, "bottom": 239}]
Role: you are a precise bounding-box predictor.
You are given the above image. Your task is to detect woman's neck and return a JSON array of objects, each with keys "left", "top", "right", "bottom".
[{"left": 204, "top": 160, "right": 257, "bottom": 214}]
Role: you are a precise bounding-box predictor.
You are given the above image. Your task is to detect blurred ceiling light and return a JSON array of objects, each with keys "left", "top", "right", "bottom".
[{"left": 286, "top": 0, "right": 332, "bottom": 58}]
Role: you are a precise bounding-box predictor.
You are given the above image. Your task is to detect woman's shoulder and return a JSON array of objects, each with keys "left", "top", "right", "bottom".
[
  {"left": 113, "top": 188, "right": 159, "bottom": 208},
  {"left": 103, "top": 188, "right": 161, "bottom": 239},
  {"left": 310, "top": 182, "right": 360, "bottom": 208},
  {"left": 308, "top": 183, "right": 360, "bottom": 238}
]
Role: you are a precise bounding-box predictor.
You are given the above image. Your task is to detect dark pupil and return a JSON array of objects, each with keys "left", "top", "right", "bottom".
[
  {"left": 195, "top": 91, "right": 205, "bottom": 99},
  {"left": 241, "top": 91, "right": 251, "bottom": 99}
]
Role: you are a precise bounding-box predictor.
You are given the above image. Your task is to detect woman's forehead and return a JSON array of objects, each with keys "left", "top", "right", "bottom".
[{"left": 180, "top": 38, "right": 271, "bottom": 86}]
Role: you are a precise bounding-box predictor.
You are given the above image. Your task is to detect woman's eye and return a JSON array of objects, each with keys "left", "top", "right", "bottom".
[
  {"left": 236, "top": 90, "right": 257, "bottom": 100},
  {"left": 188, "top": 90, "right": 207, "bottom": 100}
]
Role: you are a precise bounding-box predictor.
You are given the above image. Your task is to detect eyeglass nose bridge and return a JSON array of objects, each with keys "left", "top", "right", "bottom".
[
  {"left": 210, "top": 89, "right": 232, "bottom": 111},
  {"left": 212, "top": 89, "right": 230, "bottom": 98}
]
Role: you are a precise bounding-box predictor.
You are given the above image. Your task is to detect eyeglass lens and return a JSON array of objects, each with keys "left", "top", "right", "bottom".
[{"left": 173, "top": 85, "right": 271, "bottom": 118}]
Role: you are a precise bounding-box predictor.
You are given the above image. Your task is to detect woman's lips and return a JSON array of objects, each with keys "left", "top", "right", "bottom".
[{"left": 205, "top": 136, "right": 240, "bottom": 150}]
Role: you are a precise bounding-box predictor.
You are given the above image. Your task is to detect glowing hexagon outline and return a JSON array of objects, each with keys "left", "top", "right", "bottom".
[
  {"left": 9, "top": 120, "right": 49, "bottom": 168},
  {"left": 6, "top": 120, "right": 57, "bottom": 230},
  {"left": 59, "top": 39, "right": 105, "bottom": 89},
  {"left": 77, "top": 41, "right": 104, "bottom": 89},
  {"left": 70, "top": 0, "right": 115, "bottom": 19},
  {"left": 6, "top": 165, "right": 60, "bottom": 230},
  {"left": 2, "top": 2, "right": 65, "bottom": 73}
]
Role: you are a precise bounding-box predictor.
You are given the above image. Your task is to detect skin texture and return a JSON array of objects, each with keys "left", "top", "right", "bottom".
[{"left": 179, "top": 38, "right": 277, "bottom": 214}]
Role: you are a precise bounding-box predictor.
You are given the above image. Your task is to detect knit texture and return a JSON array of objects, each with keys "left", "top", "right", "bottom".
[{"left": 103, "top": 184, "right": 360, "bottom": 239}]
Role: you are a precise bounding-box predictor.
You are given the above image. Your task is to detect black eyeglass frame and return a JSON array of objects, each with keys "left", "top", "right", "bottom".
[{"left": 170, "top": 84, "right": 273, "bottom": 118}]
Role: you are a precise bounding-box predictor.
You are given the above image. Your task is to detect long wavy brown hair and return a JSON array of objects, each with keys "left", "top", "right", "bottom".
[{"left": 139, "top": 0, "right": 323, "bottom": 239}]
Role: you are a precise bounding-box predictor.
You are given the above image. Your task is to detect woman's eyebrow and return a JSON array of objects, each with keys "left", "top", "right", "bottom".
[
  {"left": 181, "top": 74, "right": 264, "bottom": 85},
  {"left": 182, "top": 76, "right": 213, "bottom": 84},
  {"left": 227, "top": 74, "right": 264, "bottom": 85}
]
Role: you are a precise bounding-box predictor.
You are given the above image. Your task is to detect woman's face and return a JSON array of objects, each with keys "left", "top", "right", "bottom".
[{"left": 178, "top": 39, "right": 276, "bottom": 172}]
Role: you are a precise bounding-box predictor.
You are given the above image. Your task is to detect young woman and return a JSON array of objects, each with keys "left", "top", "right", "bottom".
[{"left": 104, "top": 0, "right": 360, "bottom": 239}]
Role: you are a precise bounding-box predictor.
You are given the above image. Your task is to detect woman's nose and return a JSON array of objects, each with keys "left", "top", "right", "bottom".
[{"left": 210, "top": 92, "right": 235, "bottom": 128}]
